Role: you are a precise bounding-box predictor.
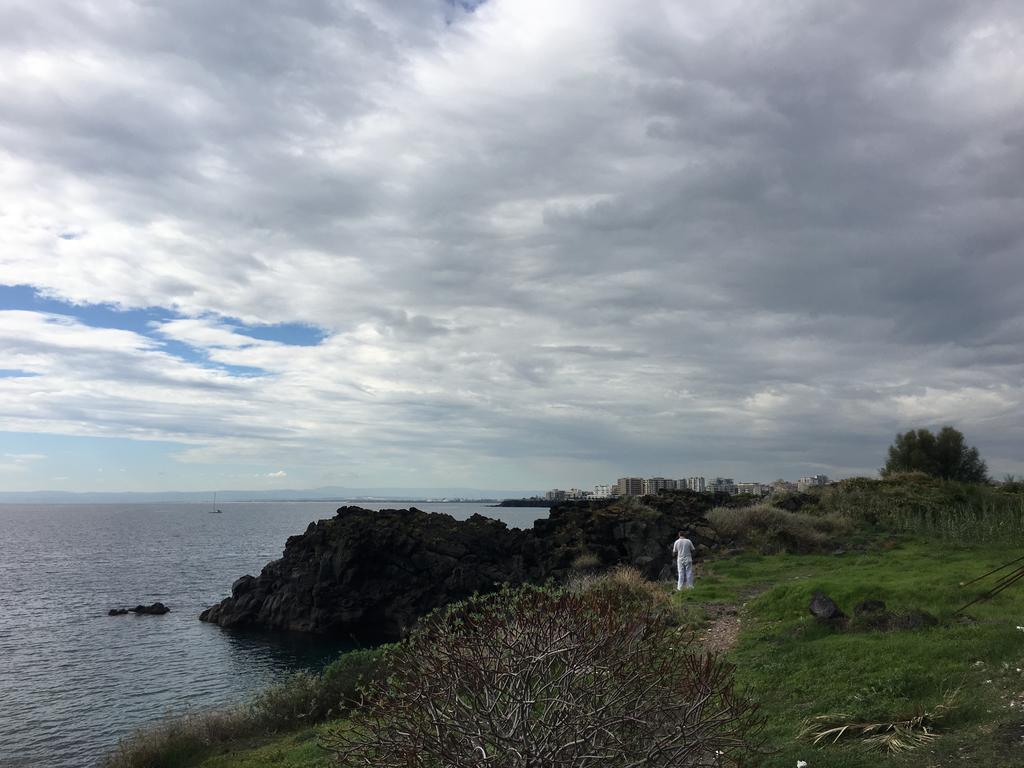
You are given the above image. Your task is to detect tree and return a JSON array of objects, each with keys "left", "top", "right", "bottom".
[
  {"left": 882, "top": 426, "right": 988, "bottom": 483},
  {"left": 324, "top": 584, "right": 764, "bottom": 767}
]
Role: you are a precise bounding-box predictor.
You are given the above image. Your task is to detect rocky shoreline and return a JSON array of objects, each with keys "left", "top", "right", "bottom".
[{"left": 200, "top": 491, "right": 728, "bottom": 642}]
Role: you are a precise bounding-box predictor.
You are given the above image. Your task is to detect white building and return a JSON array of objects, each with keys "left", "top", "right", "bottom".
[
  {"left": 593, "top": 484, "right": 612, "bottom": 498},
  {"left": 797, "top": 474, "right": 829, "bottom": 492},
  {"left": 685, "top": 476, "right": 706, "bottom": 492},
  {"left": 736, "top": 482, "right": 766, "bottom": 496}
]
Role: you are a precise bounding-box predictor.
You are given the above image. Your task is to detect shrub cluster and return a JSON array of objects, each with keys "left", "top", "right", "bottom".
[{"left": 707, "top": 504, "right": 851, "bottom": 553}]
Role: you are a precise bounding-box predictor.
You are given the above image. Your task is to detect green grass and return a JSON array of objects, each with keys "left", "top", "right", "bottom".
[
  {"left": 680, "top": 541, "right": 1024, "bottom": 767},
  {"left": 193, "top": 727, "right": 333, "bottom": 768}
]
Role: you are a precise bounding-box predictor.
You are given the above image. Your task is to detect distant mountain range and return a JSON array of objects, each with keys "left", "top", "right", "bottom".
[{"left": 0, "top": 486, "right": 545, "bottom": 504}]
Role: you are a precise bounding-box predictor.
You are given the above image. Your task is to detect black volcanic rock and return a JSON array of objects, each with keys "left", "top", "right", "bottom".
[
  {"left": 200, "top": 507, "right": 535, "bottom": 642},
  {"left": 109, "top": 602, "right": 169, "bottom": 615},
  {"left": 131, "top": 602, "right": 170, "bottom": 615},
  {"left": 809, "top": 591, "right": 846, "bottom": 622},
  {"left": 532, "top": 491, "right": 720, "bottom": 580},
  {"left": 200, "top": 493, "right": 720, "bottom": 642}
]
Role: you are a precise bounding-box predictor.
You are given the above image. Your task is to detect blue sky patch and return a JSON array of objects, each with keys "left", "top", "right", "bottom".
[
  {"left": 222, "top": 317, "right": 325, "bottom": 347},
  {"left": 0, "top": 284, "right": 177, "bottom": 335}
]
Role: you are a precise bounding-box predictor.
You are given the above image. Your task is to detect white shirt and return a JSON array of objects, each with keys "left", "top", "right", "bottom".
[{"left": 672, "top": 537, "right": 694, "bottom": 563}]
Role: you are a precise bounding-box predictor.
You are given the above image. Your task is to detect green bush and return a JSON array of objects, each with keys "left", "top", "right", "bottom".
[
  {"left": 707, "top": 503, "right": 851, "bottom": 553},
  {"left": 317, "top": 646, "right": 391, "bottom": 717}
]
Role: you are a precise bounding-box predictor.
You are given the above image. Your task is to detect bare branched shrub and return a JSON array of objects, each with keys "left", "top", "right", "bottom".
[{"left": 323, "top": 585, "right": 763, "bottom": 767}]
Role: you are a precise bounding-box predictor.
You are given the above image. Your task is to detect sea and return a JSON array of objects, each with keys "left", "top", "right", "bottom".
[{"left": 0, "top": 501, "right": 548, "bottom": 768}]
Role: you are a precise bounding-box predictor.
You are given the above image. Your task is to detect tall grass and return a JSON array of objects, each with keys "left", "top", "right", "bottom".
[
  {"left": 102, "top": 646, "right": 389, "bottom": 768},
  {"left": 819, "top": 475, "right": 1024, "bottom": 542},
  {"left": 870, "top": 499, "right": 1024, "bottom": 542}
]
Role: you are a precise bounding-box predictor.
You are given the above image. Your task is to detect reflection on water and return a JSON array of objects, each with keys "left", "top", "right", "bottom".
[{"left": 0, "top": 501, "right": 545, "bottom": 767}]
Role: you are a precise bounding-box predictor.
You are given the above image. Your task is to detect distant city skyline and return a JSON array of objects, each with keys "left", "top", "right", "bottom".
[
  {"left": 544, "top": 473, "right": 830, "bottom": 501},
  {"left": 2, "top": 1, "right": 1023, "bottom": 492}
]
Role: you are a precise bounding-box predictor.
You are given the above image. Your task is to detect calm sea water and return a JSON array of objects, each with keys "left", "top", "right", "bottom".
[{"left": 0, "top": 501, "right": 546, "bottom": 768}]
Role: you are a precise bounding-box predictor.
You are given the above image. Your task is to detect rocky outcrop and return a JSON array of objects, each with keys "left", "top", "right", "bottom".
[
  {"left": 532, "top": 491, "right": 721, "bottom": 580},
  {"left": 200, "top": 507, "right": 536, "bottom": 642},
  {"left": 200, "top": 492, "right": 720, "bottom": 642}
]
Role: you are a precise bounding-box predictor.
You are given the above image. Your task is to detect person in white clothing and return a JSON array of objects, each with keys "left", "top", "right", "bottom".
[{"left": 672, "top": 531, "right": 695, "bottom": 590}]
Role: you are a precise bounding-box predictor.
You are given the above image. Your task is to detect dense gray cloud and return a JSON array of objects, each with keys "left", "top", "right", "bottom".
[{"left": 0, "top": 0, "right": 1022, "bottom": 490}]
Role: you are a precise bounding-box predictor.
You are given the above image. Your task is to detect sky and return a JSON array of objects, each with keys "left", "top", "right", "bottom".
[{"left": 1, "top": 0, "right": 1022, "bottom": 493}]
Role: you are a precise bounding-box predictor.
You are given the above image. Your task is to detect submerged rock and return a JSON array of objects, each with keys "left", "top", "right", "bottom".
[
  {"left": 131, "top": 602, "right": 170, "bottom": 615},
  {"left": 108, "top": 602, "right": 169, "bottom": 616}
]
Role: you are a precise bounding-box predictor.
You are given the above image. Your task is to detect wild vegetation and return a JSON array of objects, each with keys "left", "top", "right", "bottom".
[
  {"left": 707, "top": 503, "right": 852, "bottom": 553},
  {"left": 107, "top": 473, "right": 1024, "bottom": 768},
  {"left": 102, "top": 647, "right": 389, "bottom": 768}
]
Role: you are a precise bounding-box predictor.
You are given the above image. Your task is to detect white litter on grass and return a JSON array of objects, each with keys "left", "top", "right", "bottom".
[{"left": 797, "top": 761, "right": 808, "bottom": 768}]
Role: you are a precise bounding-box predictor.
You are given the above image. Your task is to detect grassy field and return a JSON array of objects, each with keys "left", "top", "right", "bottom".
[{"left": 684, "top": 540, "right": 1024, "bottom": 767}]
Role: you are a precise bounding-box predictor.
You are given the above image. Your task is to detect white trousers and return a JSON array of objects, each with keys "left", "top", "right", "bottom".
[{"left": 676, "top": 558, "right": 694, "bottom": 590}]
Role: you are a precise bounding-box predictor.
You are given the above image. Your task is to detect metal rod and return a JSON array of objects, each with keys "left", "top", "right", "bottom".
[
  {"left": 960, "top": 553, "right": 1024, "bottom": 588},
  {"left": 957, "top": 565, "right": 1024, "bottom": 614}
]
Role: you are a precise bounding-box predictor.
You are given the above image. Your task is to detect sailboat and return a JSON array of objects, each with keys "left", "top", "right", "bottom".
[{"left": 209, "top": 491, "right": 223, "bottom": 513}]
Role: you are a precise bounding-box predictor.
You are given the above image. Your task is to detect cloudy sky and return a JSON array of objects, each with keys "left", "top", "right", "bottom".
[{"left": 1, "top": 0, "right": 1022, "bottom": 493}]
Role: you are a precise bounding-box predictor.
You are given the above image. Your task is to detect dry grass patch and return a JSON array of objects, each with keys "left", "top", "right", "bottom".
[{"left": 708, "top": 504, "right": 851, "bottom": 553}]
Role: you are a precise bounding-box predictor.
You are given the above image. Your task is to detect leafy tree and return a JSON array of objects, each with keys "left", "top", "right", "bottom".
[{"left": 883, "top": 426, "right": 988, "bottom": 483}]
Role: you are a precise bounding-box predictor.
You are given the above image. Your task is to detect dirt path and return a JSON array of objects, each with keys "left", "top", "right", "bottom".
[
  {"left": 699, "top": 603, "right": 742, "bottom": 653},
  {"left": 697, "top": 586, "right": 767, "bottom": 653}
]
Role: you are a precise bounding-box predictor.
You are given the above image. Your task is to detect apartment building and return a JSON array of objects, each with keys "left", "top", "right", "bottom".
[
  {"left": 642, "top": 477, "right": 675, "bottom": 495},
  {"left": 708, "top": 477, "right": 738, "bottom": 495},
  {"left": 615, "top": 477, "right": 645, "bottom": 496},
  {"left": 736, "top": 482, "right": 766, "bottom": 496},
  {"left": 685, "top": 476, "right": 706, "bottom": 492}
]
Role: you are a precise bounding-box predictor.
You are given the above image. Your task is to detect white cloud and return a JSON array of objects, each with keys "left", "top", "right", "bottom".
[
  {"left": 0, "top": 0, "right": 1023, "bottom": 486},
  {"left": 266, "top": 470, "right": 287, "bottom": 478}
]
